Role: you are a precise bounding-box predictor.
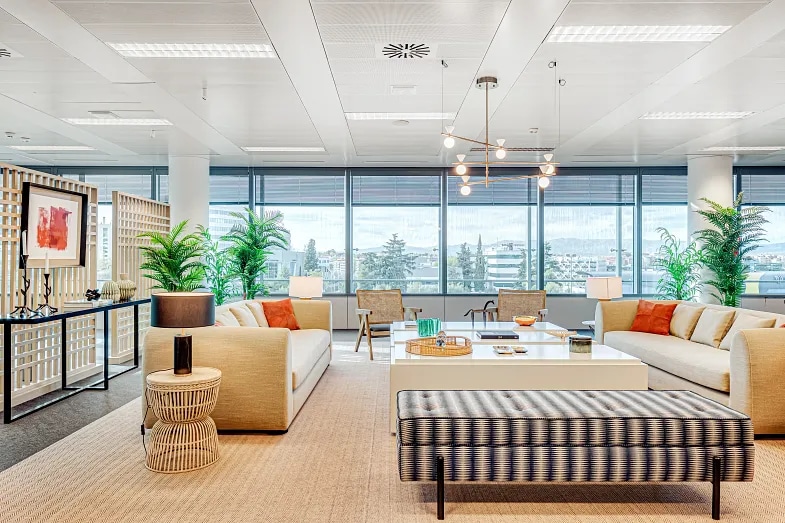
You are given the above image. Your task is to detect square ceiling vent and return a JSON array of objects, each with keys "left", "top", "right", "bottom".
[
  {"left": 375, "top": 43, "right": 436, "bottom": 59},
  {"left": 0, "top": 44, "right": 22, "bottom": 58}
]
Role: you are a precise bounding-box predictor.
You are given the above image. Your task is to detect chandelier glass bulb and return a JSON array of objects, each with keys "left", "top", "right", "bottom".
[
  {"left": 495, "top": 147, "right": 506, "bottom": 159},
  {"left": 544, "top": 164, "right": 555, "bottom": 175},
  {"left": 538, "top": 176, "right": 551, "bottom": 189},
  {"left": 460, "top": 184, "right": 472, "bottom": 196},
  {"left": 456, "top": 163, "right": 468, "bottom": 175},
  {"left": 443, "top": 136, "right": 455, "bottom": 149}
]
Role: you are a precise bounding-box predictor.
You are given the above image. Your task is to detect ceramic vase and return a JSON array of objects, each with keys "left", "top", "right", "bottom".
[
  {"left": 101, "top": 280, "right": 120, "bottom": 301},
  {"left": 117, "top": 273, "right": 136, "bottom": 301}
]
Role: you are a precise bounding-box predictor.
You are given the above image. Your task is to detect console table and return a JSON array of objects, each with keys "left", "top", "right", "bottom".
[{"left": 1, "top": 298, "right": 151, "bottom": 423}]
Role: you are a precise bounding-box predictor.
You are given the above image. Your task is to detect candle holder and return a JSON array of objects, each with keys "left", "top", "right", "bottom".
[
  {"left": 35, "top": 272, "right": 58, "bottom": 316},
  {"left": 10, "top": 254, "right": 41, "bottom": 318}
]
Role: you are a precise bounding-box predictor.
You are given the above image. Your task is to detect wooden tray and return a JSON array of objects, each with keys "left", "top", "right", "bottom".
[{"left": 405, "top": 335, "right": 473, "bottom": 357}]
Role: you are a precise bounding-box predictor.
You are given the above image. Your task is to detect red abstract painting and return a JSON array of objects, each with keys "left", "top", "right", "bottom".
[{"left": 36, "top": 206, "right": 71, "bottom": 251}]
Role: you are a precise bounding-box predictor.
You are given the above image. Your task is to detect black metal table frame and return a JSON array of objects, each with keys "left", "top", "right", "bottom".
[{"left": 2, "top": 298, "right": 151, "bottom": 423}]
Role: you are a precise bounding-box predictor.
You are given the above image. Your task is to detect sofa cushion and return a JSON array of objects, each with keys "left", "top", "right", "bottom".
[
  {"left": 691, "top": 308, "right": 735, "bottom": 348},
  {"left": 290, "top": 329, "right": 330, "bottom": 390},
  {"left": 262, "top": 298, "right": 301, "bottom": 330},
  {"left": 247, "top": 301, "right": 269, "bottom": 327},
  {"left": 630, "top": 300, "right": 678, "bottom": 335},
  {"left": 670, "top": 304, "right": 705, "bottom": 339},
  {"left": 719, "top": 313, "right": 776, "bottom": 350},
  {"left": 215, "top": 310, "right": 241, "bottom": 327},
  {"left": 604, "top": 331, "right": 730, "bottom": 392},
  {"left": 230, "top": 305, "right": 259, "bottom": 327}
]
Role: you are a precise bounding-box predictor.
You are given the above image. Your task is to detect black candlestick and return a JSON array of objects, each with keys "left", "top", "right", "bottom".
[
  {"left": 35, "top": 273, "right": 58, "bottom": 316},
  {"left": 10, "top": 254, "right": 41, "bottom": 318}
]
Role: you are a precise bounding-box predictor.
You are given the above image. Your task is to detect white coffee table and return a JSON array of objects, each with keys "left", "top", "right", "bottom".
[
  {"left": 389, "top": 323, "right": 648, "bottom": 433},
  {"left": 391, "top": 321, "right": 580, "bottom": 346}
]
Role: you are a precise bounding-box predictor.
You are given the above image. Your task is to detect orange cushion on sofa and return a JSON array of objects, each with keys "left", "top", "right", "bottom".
[
  {"left": 630, "top": 300, "right": 678, "bottom": 336},
  {"left": 261, "top": 298, "right": 300, "bottom": 330}
]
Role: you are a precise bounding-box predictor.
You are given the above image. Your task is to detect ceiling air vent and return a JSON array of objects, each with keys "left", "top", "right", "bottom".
[
  {"left": 0, "top": 44, "right": 22, "bottom": 58},
  {"left": 470, "top": 147, "right": 555, "bottom": 153},
  {"left": 380, "top": 43, "right": 430, "bottom": 59}
]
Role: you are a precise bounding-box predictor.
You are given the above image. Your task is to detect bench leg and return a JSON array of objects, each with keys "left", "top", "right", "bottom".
[
  {"left": 437, "top": 456, "right": 445, "bottom": 520},
  {"left": 712, "top": 456, "right": 722, "bottom": 520}
]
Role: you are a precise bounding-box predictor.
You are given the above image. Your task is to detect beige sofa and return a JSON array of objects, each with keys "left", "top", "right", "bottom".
[
  {"left": 143, "top": 298, "right": 332, "bottom": 432},
  {"left": 596, "top": 299, "right": 785, "bottom": 435}
]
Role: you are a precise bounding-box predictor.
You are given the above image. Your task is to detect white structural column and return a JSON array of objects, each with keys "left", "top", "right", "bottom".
[
  {"left": 168, "top": 155, "right": 210, "bottom": 232},
  {"left": 688, "top": 155, "right": 734, "bottom": 303}
]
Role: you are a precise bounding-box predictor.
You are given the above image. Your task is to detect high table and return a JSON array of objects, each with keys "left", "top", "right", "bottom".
[{"left": 1, "top": 298, "right": 150, "bottom": 423}]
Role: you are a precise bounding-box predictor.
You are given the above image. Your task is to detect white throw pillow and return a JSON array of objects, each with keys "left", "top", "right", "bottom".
[
  {"left": 690, "top": 309, "right": 735, "bottom": 348},
  {"left": 246, "top": 301, "right": 270, "bottom": 327},
  {"left": 670, "top": 304, "right": 705, "bottom": 339},
  {"left": 215, "top": 310, "right": 240, "bottom": 327},
  {"left": 719, "top": 314, "right": 776, "bottom": 350},
  {"left": 229, "top": 305, "right": 258, "bottom": 327}
]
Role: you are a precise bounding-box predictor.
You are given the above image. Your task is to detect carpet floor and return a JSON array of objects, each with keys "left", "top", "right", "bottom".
[{"left": 1, "top": 342, "right": 785, "bottom": 523}]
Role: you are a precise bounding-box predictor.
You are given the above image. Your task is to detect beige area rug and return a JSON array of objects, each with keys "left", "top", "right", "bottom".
[{"left": 2, "top": 342, "right": 785, "bottom": 523}]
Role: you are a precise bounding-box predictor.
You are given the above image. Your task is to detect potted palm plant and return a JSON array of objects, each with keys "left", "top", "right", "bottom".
[
  {"left": 139, "top": 220, "right": 205, "bottom": 292},
  {"left": 694, "top": 193, "right": 770, "bottom": 307},
  {"left": 652, "top": 227, "right": 702, "bottom": 301},
  {"left": 197, "top": 225, "right": 236, "bottom": 305},
  {"left": 223, "top": 208, "right": 289, "bottom": 299}
]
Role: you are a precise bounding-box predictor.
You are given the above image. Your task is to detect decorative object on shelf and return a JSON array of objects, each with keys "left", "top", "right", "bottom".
[
  {"left": 20, "top": 182, "right": 88, "bottom": 268},
  {"left": 435, "top": 330, "right": 447, "bottom": 347},
  {"left": 652, "top": 227, "right": 702, "bottom": 301},
  {"left": 405, "top": 335, "right": 472, "bottom": 357},
  {"left": 34, "top": 272, "right": 58, "bottom": 316},
  {"left": 139, "top": 220, "right": 205, "bottom": 292},
  {"left": 289, "top": 276, "right": 323, "bottom": 300},
  {"left": 568, "top": 335, "right": 593, "bottom": 353},
  {"left": 440, "top": 59, "right": 564, "bottom": 194},
  {"left": 513, "top": 315, "right": 537, "bottom": 326},
  {"left": 150, "top": 292, "right": 216, "bottom": 376},
  {"left": 417, "top": 318, "right": 441, "bottom": 338},
  {"left": 101, "top": 280, "right": 120, "bottom": 301},
  {"left": 84, "top": 288, "right": 101, "bottom": 301},
  {"left": 10, "top": 244, "right": 40, "bottom": 318},
  {"left": 117, "top": 273, "right": 136, "bottom": 301},
  {"left": 544, "top": 329, "right": 578, "bottom": 343},
  {"left": 463, "top": 299, "right": 495, "bottom": 328},
  {"left": 586, "top": 276, "right": 623, "bottom": 301},
  {"left": 694, "top": 192, "right": 770, "bottom": 307}
]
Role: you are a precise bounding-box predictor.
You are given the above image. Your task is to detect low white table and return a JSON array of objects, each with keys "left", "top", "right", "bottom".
[
  {"left": 389, "top": 324, "right": 647, "bottom": 433},
  {"left": 391, "top": 321, "right": 580, "bottom": 346}
]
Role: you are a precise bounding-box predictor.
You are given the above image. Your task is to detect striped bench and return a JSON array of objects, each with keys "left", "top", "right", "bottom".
[{"left": 397, "top": 390, "right": 755, "bottom": 520}]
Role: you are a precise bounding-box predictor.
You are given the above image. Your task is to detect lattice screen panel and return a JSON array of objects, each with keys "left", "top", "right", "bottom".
[
  {"left": 0, "top": 163, "right": 98, "bottom": 409},
  {"left": 111, "top": 191, "right": 170, "bottom": 363}
]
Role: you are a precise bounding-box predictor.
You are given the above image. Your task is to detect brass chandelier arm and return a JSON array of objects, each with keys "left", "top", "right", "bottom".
[
  {"left": 452, "top": 161, "right": 560, "bottom": 166},
  {"left": 459, "top": 173, "right": 555, "bottom": 186},
  {"left": 440, "top": 132, "right": 502, "bottom": 149}
]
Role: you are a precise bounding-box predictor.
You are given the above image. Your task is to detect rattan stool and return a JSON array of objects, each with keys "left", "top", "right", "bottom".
[{"left": 145, "top": 367, "right": 221, "bottom": 473}]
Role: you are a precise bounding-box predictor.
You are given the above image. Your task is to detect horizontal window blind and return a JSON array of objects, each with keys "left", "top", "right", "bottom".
[
  {"left": 260, "top": 173, "right": 344, "bottom": 205},
  {"left": 447, "top": 169, "right": 536, "bottom": 205},
  {"left": 543, "top": 168, "right": 636, "bottom": 205},
  {"left": 736, "top": 167, "right": 785, "bottom": 205},
  {"left": 208, "top": 175, "right": 249, "bottom": 204},
  {"left": 352, "top": 171, "right": 440, "bottom": 206},
  {"left": 641, "top": 167, "right": 688, "bottom": 204},
  {"left": 84, "top": 173, "right": 152, "bottom": 203}
]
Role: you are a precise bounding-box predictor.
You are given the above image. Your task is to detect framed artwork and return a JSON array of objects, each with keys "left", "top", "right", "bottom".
[{"left": 21, "top": 182, "right": 88, "bottom": 268}]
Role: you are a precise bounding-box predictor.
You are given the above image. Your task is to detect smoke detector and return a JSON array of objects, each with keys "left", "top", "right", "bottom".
[{"left": 377, "top": 44, "right": 433, "bottom": 59}]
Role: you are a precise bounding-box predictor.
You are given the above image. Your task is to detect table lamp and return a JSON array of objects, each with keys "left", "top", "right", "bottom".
[
  {"left": 586, "top": 276, "right": 623, "bottom": 301},
  {"left": 289, "top": 276, "right": 323, "bottom": 300},
  {"left": 150, "top": 292, "right": 215, "bottom": 376}
]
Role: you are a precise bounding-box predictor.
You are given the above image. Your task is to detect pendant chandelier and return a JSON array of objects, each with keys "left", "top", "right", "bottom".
[{"left": 441, "top": 61, "right": 563, "bottom": 195}]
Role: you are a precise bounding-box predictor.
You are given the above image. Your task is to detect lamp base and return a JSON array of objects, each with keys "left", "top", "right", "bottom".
[{"left": 173, "top": 334, "right": 192, "bottom": 376}]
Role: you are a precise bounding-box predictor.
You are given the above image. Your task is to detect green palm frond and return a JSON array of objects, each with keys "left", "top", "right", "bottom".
[
  {"left": 138, "top": 220, "right": 205, "bottom": 292},
  {"left": 652, "top": 227, "right": 702, "bottom": 301}
]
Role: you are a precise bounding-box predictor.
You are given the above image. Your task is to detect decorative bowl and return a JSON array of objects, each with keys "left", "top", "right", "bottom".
[{"left": 513, "top": 315, "right": 537, "bottom": 326}]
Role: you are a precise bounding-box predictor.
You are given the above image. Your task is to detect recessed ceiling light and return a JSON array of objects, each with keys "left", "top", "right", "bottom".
[
  {"left": 548, "top": 25, "right": 731, "bottom": 43},
  {"left": 701, "top": 146, "right": 785, "bottom": 152},
  {"left": 8, "top": 145, "right": 96, "bottom": 151},
  {"left": 107, "top": 43, "right": 276, "bottom": 59},
  {"left": 242, "top": 146, "right": 326, "bottom": 153},
  {"left": 640, "top": 111, "right": 754, "bottom": 120},
  {"left": 63, "top": 118, "right": 172, "bottom": 126},
  {"left": 345, "top": 112, "right": 454, "bottom": 121}
]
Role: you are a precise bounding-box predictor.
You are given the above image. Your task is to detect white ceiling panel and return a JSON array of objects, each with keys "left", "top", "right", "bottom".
[{"left": 53, "top": 2, "right": 258, "bottom": 25}]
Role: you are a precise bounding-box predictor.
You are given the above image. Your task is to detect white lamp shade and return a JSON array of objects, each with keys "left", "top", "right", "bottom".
[
  {"left": 586, "top": 276, "right": 623, "bottom": 300},
  {"left": 289, "top": 276, "right": 323, "bottom": 298}
]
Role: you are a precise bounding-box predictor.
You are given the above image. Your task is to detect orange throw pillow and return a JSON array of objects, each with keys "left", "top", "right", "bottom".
[
  {"left": 261, "top": 298, "right": 300, "bottom": 330},
  {"left": 630, "top": 300, "right": 678, "bottom": 336}
]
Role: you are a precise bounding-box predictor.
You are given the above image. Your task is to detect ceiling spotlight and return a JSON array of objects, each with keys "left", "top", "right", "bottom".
[
  {"left": 393, "top": 119, "right": 410, "bottom": 126},
  {"left": 538, "top": 176, "right": 551, "bottom": 189},
  {"left": 460, "top": 184, "right": 472, "bottom": 196},
  {"left": 529, "top": 128, "right": 538, "bottom": 134},
  {"left": 444, "top": 136, "right": 455, "bottom": 148},
  {"left": 20, "top": 137, "right": 30, "bottom": 143},
  {"left": 5, "top": 132, "right": 15, "bottom": 138},
  {"left": 456, "top": 164, "right": 468, "bottom": 176}
]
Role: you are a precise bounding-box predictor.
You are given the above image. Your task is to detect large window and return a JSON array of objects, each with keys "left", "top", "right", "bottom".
[
  {"left": 543, "top": 170, "right": 635, "bottom": 294},
  {"left": 446, "top": 172, "right": 537, "bottom": 293},
  {"left": 258, "top": 171, "right": 346, "bottom": 294},
  {"left": 737, "top": 169, "right": 785, "bottom": 294},
  {"left": 351, "top": 171, "right": 440, "bottom": 293}
]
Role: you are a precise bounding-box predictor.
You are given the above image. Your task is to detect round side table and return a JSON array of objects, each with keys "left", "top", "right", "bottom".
[{"left": 145, "top": 367, "right": 221, "bottom": 473}]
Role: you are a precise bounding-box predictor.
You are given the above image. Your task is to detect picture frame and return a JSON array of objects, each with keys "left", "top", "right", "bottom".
[{"left": 21, "top": 182, "right": 88, "bottom": 268}]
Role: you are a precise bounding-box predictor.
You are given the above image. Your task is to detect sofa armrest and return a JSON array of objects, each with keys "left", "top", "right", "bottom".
[
  {"left": 143, "top": 326, "right": 294, "bottom": 431},
  {"left": 594, "top": 300, "right": 640, "bottom": 344},
  {"left": 291, "top": 299, "right": 332, "bottom": 334},
  {"left": 730, "top": 328, "right": 785, "bottom": 434}
]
